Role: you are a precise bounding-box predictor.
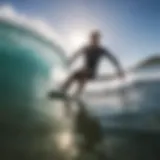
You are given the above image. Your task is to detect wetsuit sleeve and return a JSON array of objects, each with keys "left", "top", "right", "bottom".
[{"left": 103, "top": 48, "right": 124, "bottom": 75}]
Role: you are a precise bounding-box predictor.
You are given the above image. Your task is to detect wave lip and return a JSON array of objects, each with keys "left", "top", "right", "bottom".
[{"left": 0, "top": 5, "right": 67, "bottom": 60}]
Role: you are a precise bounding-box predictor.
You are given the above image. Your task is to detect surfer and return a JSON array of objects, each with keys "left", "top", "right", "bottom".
[
  {"left": 49, "top": 30, "right": 125, "bottom": 99},
  {"left": 60, "top": 30, "right": 125, "bottom": 97}
]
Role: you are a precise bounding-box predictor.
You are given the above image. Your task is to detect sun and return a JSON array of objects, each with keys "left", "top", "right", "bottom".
[{"left": 69, "top": 31, "right": 87, "bottom": 50}]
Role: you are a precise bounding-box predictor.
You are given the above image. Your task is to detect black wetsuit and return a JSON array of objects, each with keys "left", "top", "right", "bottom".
[{"left": 74, "top": 45, "right": 117, "bottom": 79}]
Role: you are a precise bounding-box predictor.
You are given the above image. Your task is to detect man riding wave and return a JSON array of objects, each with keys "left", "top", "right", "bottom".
[{"left": 50, "top": 30, "right": 125, "bottom": 97}]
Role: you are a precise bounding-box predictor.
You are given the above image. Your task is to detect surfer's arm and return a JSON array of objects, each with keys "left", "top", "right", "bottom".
[
  {"left": 104, "top": 49, "right": 124, "bottom": 77},
  {"left": 68, "top": 48, "right": 84, "bottom": 65}
]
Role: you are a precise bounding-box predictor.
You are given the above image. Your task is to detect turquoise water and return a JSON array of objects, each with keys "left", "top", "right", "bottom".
[
  {"left": 0, "top": 19, "right": 78, "bottom": 160},
  {"left": 0, "top": 18, "right": 160, "bottom": 160}
]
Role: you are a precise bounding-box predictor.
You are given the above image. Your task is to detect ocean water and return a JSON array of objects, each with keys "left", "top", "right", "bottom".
[
  {"left": 85, "top": 67, "right": 160, "bottom": 160},
  {"left": 0, "top": 17, "right": 160, "bottom": 160},
  {"left": 0, "top": 18, "right": 78, "bottom": 160}
]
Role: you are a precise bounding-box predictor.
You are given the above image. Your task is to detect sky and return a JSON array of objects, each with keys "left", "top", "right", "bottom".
[{"left": 0, "top": 0, "right": 160, "bottom": 68}]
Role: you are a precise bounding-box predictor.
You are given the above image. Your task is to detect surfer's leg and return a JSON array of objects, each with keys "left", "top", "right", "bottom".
[
  {"left": 61, "top": 74, "right": 76, "bottom": 92},
  {"left": 75, "top": 78, "right": 88, "bottom": 97},
  {"left": 61, "top": 70, "right": 85, "bottom": 116},
  {"left": 61, "top": 69, "right": 84, "bottom": 92},
  {"left": 74, "top": 69, "right": 92, "bottom": 97}
]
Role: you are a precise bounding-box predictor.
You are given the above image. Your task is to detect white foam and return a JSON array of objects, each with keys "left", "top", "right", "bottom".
[{"left": 0, "top": 5, "right": 67, "bottom": 53}]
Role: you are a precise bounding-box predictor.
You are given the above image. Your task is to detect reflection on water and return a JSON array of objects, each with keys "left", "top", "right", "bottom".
[{"left": 85, "top": 67, "right": 160, "bottom": 160}]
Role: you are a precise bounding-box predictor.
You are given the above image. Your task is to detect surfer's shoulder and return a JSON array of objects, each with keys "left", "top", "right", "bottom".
[
  {"left": 79, "top": 45, "right": 89, "bottom": 53},
  {"left": 97, "top": 45, "right": 107, "bottom": 53}
]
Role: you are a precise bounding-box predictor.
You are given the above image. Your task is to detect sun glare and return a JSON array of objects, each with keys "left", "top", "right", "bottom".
[{"left": 69, "top": 31, "right": 87, "bottom": 50}]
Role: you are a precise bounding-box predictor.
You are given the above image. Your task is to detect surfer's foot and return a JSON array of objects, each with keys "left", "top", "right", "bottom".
[
  {"left": 48, "top": 90, "right": 65, "bottom": 99},
  {"left": 48, "top": 90, "right": 59, "bottom": 99},
  {"left": 48, "top": 86, "right": 68, "bottom": 99}
]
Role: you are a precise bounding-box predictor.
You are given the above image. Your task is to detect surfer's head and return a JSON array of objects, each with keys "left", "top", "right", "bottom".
[{"left": 89, "top": 30, "right": 101, "bottom": 46}]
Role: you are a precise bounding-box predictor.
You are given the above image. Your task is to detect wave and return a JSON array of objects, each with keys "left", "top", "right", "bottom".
[
  {"left": 0, "top": 5, "right": 67, "bottom": 63},
  {"left": 0, "top": 5, "right": 78, "bottom": 160}
]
